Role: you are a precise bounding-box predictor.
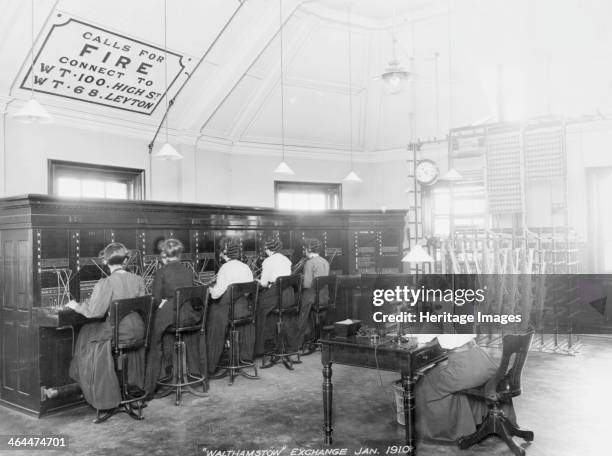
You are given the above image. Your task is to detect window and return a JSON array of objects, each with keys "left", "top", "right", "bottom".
[
  {"left": 48, "top": 160, "right": 144, "bottom": 200},
  {"left": 275, "top": 181, "right": 341, "bottom": 210}
]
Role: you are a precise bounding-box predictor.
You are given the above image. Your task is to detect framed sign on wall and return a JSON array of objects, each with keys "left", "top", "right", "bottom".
[{"left": 19, "top": 14, "right": 194, "bottom": 115}]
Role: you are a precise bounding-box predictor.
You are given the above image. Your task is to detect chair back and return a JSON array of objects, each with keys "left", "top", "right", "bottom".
[
  {"left": 276, "top": 274, "right": 302, "bottom": 314},
  {"left": 109, "top": 295, "right": 154, "bottom": 352},
  {"left": 229, "top": 281, "right": 259, "bottom": 326},
  {"left": 313, "top": 275, "right": 337, "bottom": 313},
  {"left": 335, "top": 275, "right": 361, "bottom": 321},
  {"left": 492, "top": 328, "right": 534, "bottom": 399},
  {"left": 173, "top": 285, "right": 209, "bottom": 333}
]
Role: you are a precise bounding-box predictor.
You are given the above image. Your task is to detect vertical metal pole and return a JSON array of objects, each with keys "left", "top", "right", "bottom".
[
  {"left": 148, "top": 145, "right": 153, "bottom": 201},
  {"left": 413, "top": 143, "right": 419, "bottom": 276}
]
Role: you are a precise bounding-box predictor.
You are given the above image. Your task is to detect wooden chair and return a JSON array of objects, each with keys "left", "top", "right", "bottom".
[
  {"left": 212, "top": 281, "right": 260, "bottom": 384},
  {"left": 301, "top": 275, "right": 337, "bottom": 354},
  {"left": 457, "top": 329, "right": 535, "bottom": 456},
  {"left": 156, "top": 286, "right": 209, "bottom": 405},
  {"left": 261, "top": 274, "right": 302, "bottom": 370},
  {"left": 334, "top": 275, "right": 362, "bottom": 321},
  {"left": 95, "top": 295, "right": 154, "bottom": 423}
]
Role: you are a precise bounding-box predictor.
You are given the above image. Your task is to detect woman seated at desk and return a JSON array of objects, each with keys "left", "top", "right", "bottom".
[
  {"left": 144, "top": 239, "right": 203, "bottom": 396},
  {"left": 414, "top": 276, "right": 516, "bottom": 442},
  {"left": 415, "top": 334, "right": 515, "bottom": 442},
  {"left": 66, "top": 242, "right": 146, "bottom": 411}
]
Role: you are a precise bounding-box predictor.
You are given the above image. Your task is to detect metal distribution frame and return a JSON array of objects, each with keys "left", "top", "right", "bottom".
[
  {"left": 435, "top": 227, "right": 587, "bottom": 356},
  {"left": 486, "top": 127, "right": 523, "bottom": 215},
  {"left": 448, "top": 120, "right": 568, "bottom": 232}
]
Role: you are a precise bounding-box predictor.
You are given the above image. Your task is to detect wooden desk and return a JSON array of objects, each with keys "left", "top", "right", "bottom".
[
  {"left": 36, "top": 307, "right": 103, "bottom": 328},
  {"left": 320, "top": 337, "right": 447, "bottom": 455}
]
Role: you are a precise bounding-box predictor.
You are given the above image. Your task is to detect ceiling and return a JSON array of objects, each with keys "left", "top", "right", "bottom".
[
  {"left": 312, "top": 0, "right": 436, "bottom": 20},
  {"left": 1, "top": 0, "right": 612, "bottom": 158}
]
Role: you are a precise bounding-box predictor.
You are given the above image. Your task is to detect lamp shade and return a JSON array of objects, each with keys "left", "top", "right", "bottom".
[
  {"left": 343, "top": 170, "right": 362, "bottom": 183},
  {"left": 152, "top": 142, "right": 183, "bottom": 160},
  {"left": 440, "top": 168, "right": 464, "bottom": 182},
  {"left": 273, "top": 161, "right": 294, "bottom": 175},
  {"left": 381, "top": 60, "right": 411, "bottom": 95},
  {"left": 13, "top": 99, "right": 53, "bottom": 124},
  {"left": 401, "top": 244, "right": 434, "bottom": 263}
]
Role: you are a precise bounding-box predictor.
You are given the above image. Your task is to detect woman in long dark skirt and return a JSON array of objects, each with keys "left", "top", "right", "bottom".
[
  {"left": 414, "top": 335, "right": 516, "bottom": 441},
  {"left": 67, "top": 243, "right": 146, "bottom": 411},
  {"left": 206, "top": 243, "right": 254, "bottom": 374},
  {"left": 254, "top": 238, "right": 294, "bottom": 355},
  {"left": 413, "top": 275, "right": 516, "bottom": 442},
  {"left": 144, "top": 239, "right": 204, "bottom": 396}
]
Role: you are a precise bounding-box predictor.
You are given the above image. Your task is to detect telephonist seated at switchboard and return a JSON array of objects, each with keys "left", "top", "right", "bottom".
[
  {"left": 254, "top": 238, "right": 293, "bottom": 355},
  {"left": 206, "top": 243, "right": 254, "bottom": 373},
  {"left": 65, "top": 242, "right": 146, "bottom": 411},
  {"left": 144, "top": 239, "right": 203, "bottom": 397},
  {"left": 294, "top": 238, "right": 330, "bottom": 350}
]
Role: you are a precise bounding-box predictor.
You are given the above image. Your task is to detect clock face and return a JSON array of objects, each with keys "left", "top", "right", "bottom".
[{"left": 415, "top": 159, "right": 439, "bottom": 185}]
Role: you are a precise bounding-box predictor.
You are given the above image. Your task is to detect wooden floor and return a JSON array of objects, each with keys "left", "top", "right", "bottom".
[{"left": 0, "top": 336, "right": 611, "bottom": 456}]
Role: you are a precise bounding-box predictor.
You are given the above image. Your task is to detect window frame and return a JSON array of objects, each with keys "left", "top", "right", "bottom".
[
  {"left": 274, "top": 181, "right": 342, "bottom": 210},
  {"left": 48, "top": 159, "right": 145, "bottom": 200}
]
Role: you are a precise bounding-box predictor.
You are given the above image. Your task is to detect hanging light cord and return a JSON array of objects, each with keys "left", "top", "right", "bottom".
[
  {"left": 30, "top": 0, "right": 35, "bottom": 98},
  {"left": 164, "top": 0, "right": 169, "bottom": 144},
  {"left": 279, "top": 0, "right": 286, "bottom": 162},
  {"left": 347, "top": 4, "right": 353, "bottom": 170},
  {"left": 447, "top": 0, "right": 452, "bottom": 129},
  {"left": 391, "top": 7, "right": 397, "bottom": 61}
]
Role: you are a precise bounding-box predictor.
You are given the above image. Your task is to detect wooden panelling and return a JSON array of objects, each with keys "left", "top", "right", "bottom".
[{"left": 1, "top": 229, "right": 37, "bottom": 413}]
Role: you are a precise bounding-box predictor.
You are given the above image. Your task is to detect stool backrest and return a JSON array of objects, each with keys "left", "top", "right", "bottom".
[
  {"left": 493, "top": 328, "right": 534, "bottom": 398},
  {"left": 173, "top": 285, "right": 209, "bottom": 332},
  {"left": 109, "top": 295, "right": 154, "bottom": 352},
  {"left": 276, "top": 274, "right": 302, "bottom": 313},
  {"left": 229, "top": 281, "right": 259, "bottom": 325},
  {"left": 313, "top": 275, "right": 337, "bottom": 312}
]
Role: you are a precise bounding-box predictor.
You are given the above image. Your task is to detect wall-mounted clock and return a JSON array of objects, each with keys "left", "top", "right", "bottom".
[{"left": 415, "top": 159, "right": 439, "bottom": 186}]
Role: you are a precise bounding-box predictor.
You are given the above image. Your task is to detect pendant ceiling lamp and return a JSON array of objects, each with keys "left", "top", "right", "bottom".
[
  {"left": 13, "top": 0, "right": 53, "bottom": 124},
  {"left": 343, "top": 4, "right": 361, "bottom": 184},
  {"left": 401, "top": 244, "right": 435, "bottom": 263},
  {"left": 152, "top": 0, "right": 182, "bottom": 160},
  {"left": 273, "top": 0, "right": 294, "bottom": 175},
  {"left": 381, "top": 43, "right": 411, "bottom": 95},
  {"left": 440, "top": 168, "right": 464, "bottom": 182},
  {"left": 380, "top": 9, "right": 411, "bottom": 95},
  {"left": 343, "top": 170, "right": 362, "bottom": 183}
]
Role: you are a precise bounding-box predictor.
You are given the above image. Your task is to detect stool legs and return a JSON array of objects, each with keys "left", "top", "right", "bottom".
[
  {"left": 261, "top": 315, "right": 301, "bottom": 370},
  {"left": 212, "top": 327, "right": 259, "bottom": 385},
  {"left": 156, "top": 336, "right": 208, "bottom": 405},
  {"left": 94, "top": 350, "right": 146, "bottom": 423}
]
